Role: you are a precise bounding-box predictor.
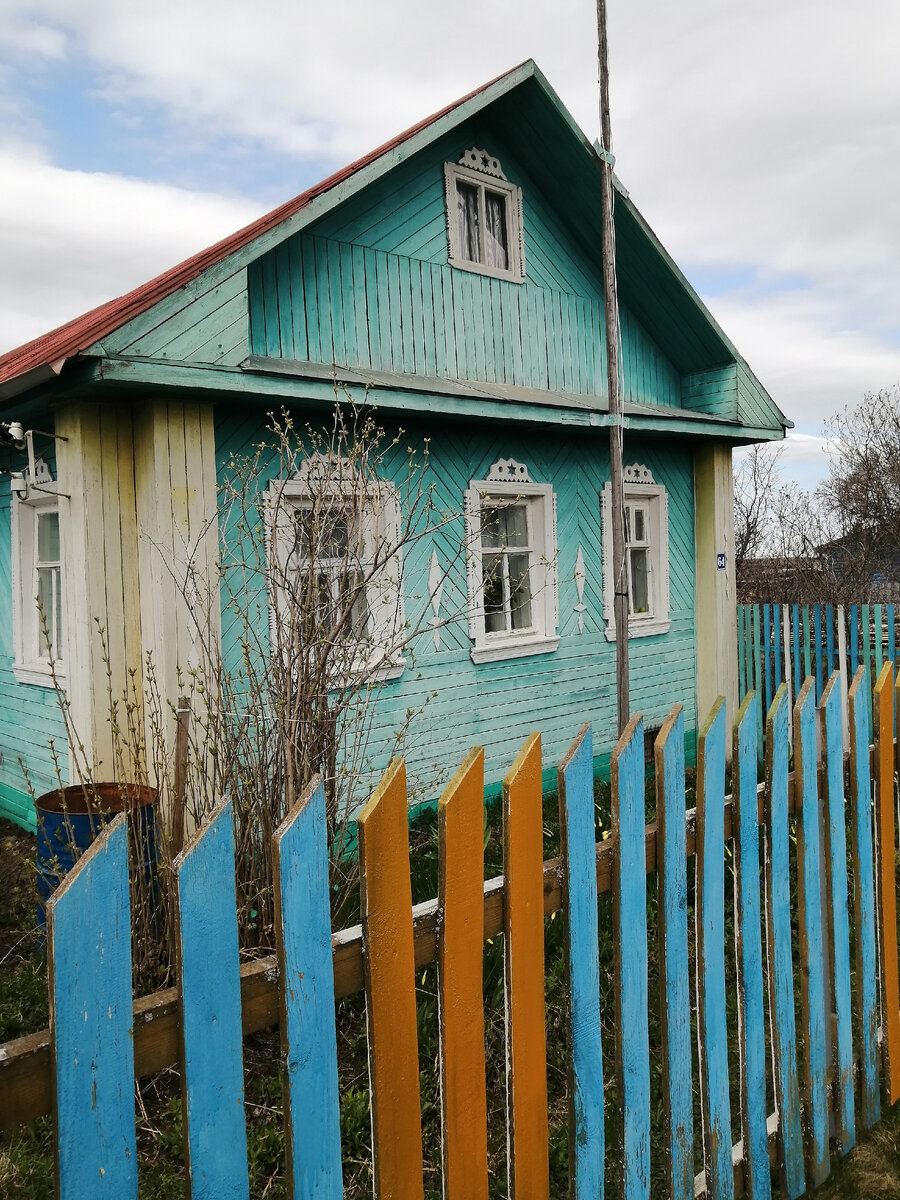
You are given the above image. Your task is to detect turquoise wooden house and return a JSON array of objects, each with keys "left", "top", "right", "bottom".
[{"left": 0, "top": 61, "right": 788, "bottom": 829}]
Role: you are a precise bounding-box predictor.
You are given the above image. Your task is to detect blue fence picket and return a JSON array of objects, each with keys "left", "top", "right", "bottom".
[
  {"left": 754, "top": 606, "right": 764, "bottom": 751},
  {"left": 848, "top": 667, "right": 881, "bottom": 1129},
  {"left": 765, "top": 686, "right": 806, "bottom": 1199},
  {"left": 175, "top": 798, "right": 249, "bottom": 1200},
  {"left": 773, "top": 603, "right": 783, "bottom": 689},
  {"left": 794, "top": 681, "right": 830, "bottom": 1186},
  {"left": 814, "top": 605, "right": 823, "bottom": 700},
  {"left": 849, "top": 604, "right": 859, "bottom": 675},
  {"left": 792, "top": 604, "right": 802, "bottom": 703},
  {"left": 612, "top": 715, "right": 650, "bottom": 1200},
  {"left": 733, "top": 693, "right": 771, "bottom": 1199},
  {"left": 738, "top": 605, "right": 748, "bottom": 701},
  {"left": 820, "top": 676, "right": 855, "bottom": 1156},
  {"left": 274, "top": 778, "right": 343, "bottom": 1199},
  {"left": 48, "top": 816, "right": 137, "bottom": 1200},
  {"left": 763, "top": 604, "right": 773, "bottom": 711},
  {"left": 875, "top": 603, "right": 884, "bottom": 677},
  {"left": 559, "top": 725, "right": 604, "bottom": 1200},
  {"left": 696, "top": 698, "right": 733, "bottom": 1199},
  {"left": 655, "top": 705, "right": 693, "bottom": 1200},
  {"left": 825, "top": 604, "right": 835, "bottom": 680}
]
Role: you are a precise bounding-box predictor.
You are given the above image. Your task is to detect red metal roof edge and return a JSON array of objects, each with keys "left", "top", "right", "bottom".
[{"left": 0, "top": 62, "right": 528, "bottom": 390}]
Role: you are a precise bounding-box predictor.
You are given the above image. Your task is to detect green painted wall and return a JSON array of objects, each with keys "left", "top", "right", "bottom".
[
  {"left": 215, "top": 409, "right": 697, "bottom": 809},
  {"left": 247, "top": 118, "right": 681, "bottom": 410},
  {"left": 0, "top": 475, "right": 69, "bottom": 832}
]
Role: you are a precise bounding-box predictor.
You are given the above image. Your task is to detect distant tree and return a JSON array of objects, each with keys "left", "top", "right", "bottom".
[{"left": 734, "top": 386, "right": 900, "bottom": 604}]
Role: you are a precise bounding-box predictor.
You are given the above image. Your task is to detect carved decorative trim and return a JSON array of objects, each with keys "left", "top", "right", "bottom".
[
  {"left": 486, "top": 457, "right": 531, "bottom": 484},
  {"left": 292, "top": 452, "right": 355, "bottom": 488},
  {"left": 623, "top": 463, "right": 655, "bottom": 486},
  {"left": 574, "top": 545, "right": 587, "bottom": 633},
  {"left": 458, "top": 147, "right": 507, "bottom": 179},
  {"left": 31, "top": 457, "right": 53, "bottom": 485},
  {"left": 428, "top": 549, "right": 444, "bottom": 652}
]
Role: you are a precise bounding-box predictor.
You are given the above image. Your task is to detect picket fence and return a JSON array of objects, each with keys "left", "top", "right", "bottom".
[
  {"left": 738, "top": 601, "right": 897, "bottom": 755},
  {"left": 29, "top": 663, "right": 900, "bottom": 1199}
]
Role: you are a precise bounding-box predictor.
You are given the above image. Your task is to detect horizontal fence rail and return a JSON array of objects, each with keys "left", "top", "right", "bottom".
[{"left": 4, "top": 668, "right": 900, "bottom": 1198}]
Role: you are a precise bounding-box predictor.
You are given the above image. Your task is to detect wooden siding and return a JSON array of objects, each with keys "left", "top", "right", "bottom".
[
  {"left": 215, "top": 411, "right": 698, "bottom": 799},
  {"left": 247, "top": 124, "right": 682, "bottom": 410},
  {"left": 0, "top": 476, "right": 69, "bottom": 830},
  {"left": 94, "top": 269, "right": 250, "bottom": 367}
]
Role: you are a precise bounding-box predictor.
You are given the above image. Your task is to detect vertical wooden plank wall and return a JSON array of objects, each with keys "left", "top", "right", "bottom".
[
  {"left": 503, "top": 733, "right": 550, "bottom": 1200},
  {"left": 874, "top": 663, "right": 900, "bottom": 1102},
  {"left": 764, "top": 685, "right": 806, "bottom": 1199},
  {"left": 613, "top": 715, "right": 651, "bottom": 1200},
  {"left": 849, "top": 667, "right": 881, "bottom": 1129},
  {"left": 695, "top": 698, "right": 734, "bottom": 1199},
  {"left": 48, "top": 817, "right": 138, "bottom": 1199},
  {"left": 437, "top": 749, "right": 489, "bottom": 1200},
  {"left": 732, "top": 693, "right": 771, "bottom": 1198},
  {"left": 358, "top": 759, "right": 425, "bottom": 1200},
  {"left": 175, "top": 798, "right": 249, "bottom": 1200},
  {"left": 820, "top": 677, "right": 855, "bottom": 1156},
  {"left": 274, "top": 778, "right": 343, "bottom": 1199},
  {"left": 655, "top": 706, "right": 693, "bottom": 1200},
  {"left": 559, "top": 725, "right": 605, "bottom": 1199},
  {"left": 793, "top": 679, "right": 830, "bottom": 1186}
]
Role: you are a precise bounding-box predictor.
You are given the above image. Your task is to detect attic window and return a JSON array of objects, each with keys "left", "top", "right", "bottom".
[{"left": 444, "top": 149, "right": 525, "bottom": 283}]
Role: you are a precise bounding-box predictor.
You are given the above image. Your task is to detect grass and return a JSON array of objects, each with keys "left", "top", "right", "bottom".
[{"left": 3, "top": 783, "right": 900, "bottom": 1198}]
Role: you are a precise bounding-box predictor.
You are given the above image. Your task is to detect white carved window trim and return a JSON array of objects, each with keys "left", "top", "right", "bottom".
[
  {"left": 12, "top": 481, "right": 66, "bottom": 687},
  {"left": 601, "top": 464, "right": 671, "bottom": 641},
  {"left": 444, "top": 149, "right": 525, "bottom": 284},
  {"left": 265, "top": 458, "right": 406, "bottom": 683},
  {"left": 464, "top": 459, "right": 559, "bottom": 664}
]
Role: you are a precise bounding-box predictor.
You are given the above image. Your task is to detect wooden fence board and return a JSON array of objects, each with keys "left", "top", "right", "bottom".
[
  {"left": 503, "top": 732, "right": 550, "bottom": 1200},
  {"left": 559, "top": 724, "right": 605, "bottom": 1200},
  {"left": 613, "top": 714, "right": 651, "bottom": 1200},
  {"left": 48, "top": 816, "right": 137, "bottom": 1200},
  {"left": 794, "top": 679, "right": 830, "bottom": 1186},
  {"left": 655, "top": 705, "right": 693, "bottom": 1200},
  {"left": 696, "top": 697, "right": 734, "bottom": 1200},
  {"left": 437, "top": 748, "right": 489, "bottom": 1200},
  {"left": 175, "top": 798, "right": 249, "bottom": 1200},
  {"left": 764, "top": 685, "right": 806, "bottom": 1199},
  {"left": 732, "top": 692, "right": 771, "bottom": 1198},
  {"left": 814, "top": 605, "right": 823, "bottom": 700},
  {"left": 274, "top": 778, "right": 343, "bottom": 1199},
  {"left": 358, "top": 759, "right": 424, "bottom": 1200},
  {"left": 849, "top": 668, "right": 881, "bottom": 1128},
  {"left": 874, "top": 662, "right": 900, "bottom": 1103},
  {"left": 820, "top": 676, "right": 855, "bottom": 1156}
]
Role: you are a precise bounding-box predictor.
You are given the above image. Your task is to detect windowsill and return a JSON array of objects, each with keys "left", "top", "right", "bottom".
[
  {"left": 12, "top": 662, "right": 66, "bottom": 688},
  {"left": 327, "top": 657, "right": 406, "bottom": 689},
  {"left": 603, "top": 619, "right": 671, "bottom": 642},
  {"left": 447, "top": 254, "right": 524, "bottom": 285},
  {"left": 470, "top": 635, "right": 560, "bottom": 664}
]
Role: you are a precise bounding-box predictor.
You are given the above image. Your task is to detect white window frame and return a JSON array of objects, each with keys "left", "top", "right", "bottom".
[
  {"left": 12, "top": 483, "right": 66, "bottom": 686},
  {"left": 444, "top": 151, "right": 525, "bottom": 284},
  {"left": 265, "top": 460, "right": 406, "bottom": 683},
  {"left": 601, "top": 464, "right": 671, "bottom": 641},
  {"left": 465, "top": 463, "right": 559, "bottom": 664}
]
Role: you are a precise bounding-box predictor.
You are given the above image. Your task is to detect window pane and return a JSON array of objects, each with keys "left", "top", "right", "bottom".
[
  {"left": 502, "top": 504, "right": 528, "bottom": 548},
  {"left": 508, "top": 553, "right": 533, "bottom": 630},
  {"left": 632, "top": 507, "right": 646, "bottom": 543},
  {"left": 37, "top": 567, "right": 56, "bottom": 656},
  {"left": 339, "top": 571, "right": 370, "bottom": 640},
  {"left": 630, "top": 547, "right": 650, "bottom": 615},
  {"left": 457, "top": 182, "right": 481, "bottom": 262},
  {"left": 37, "top": 512, "right": 60, "bottom": 563},
  {"left": 481, "top": 506, "right": 503, "bottom": 549},
  {"left": 484, "top": 191, "right": 509, "bottom": 270},
  {"left": 483, "top": 552, "right": 507, "bottom": 632}
]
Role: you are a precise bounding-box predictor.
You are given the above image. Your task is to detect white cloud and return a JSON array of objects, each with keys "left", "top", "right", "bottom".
[{"left": 0, "top": 150, "right": 260, "bottom": 349}]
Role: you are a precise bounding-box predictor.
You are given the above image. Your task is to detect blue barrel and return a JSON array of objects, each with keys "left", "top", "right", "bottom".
[{"left": 35, "top": 783, "right": 159, "bottom": 931}]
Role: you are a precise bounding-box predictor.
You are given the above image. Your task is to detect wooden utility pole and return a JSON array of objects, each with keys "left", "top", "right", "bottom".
[{"left": 596, "top": 0, "right": 630, "bottom": 734}]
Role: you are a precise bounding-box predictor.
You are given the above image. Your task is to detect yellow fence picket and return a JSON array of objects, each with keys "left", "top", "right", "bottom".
[
  {"left": 358, "top": 759, "right": 424, "bottom": 1200},
  {"left": 437, "top": 748, "right": 489, "bottom": 1200},
  {"left": 503, "top": 732, "right": 550, "bottom": 1199}
]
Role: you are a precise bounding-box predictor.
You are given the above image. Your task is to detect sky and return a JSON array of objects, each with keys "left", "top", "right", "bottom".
[{"left": 1, "top": 0, "right": 897, "bottom": 492}]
